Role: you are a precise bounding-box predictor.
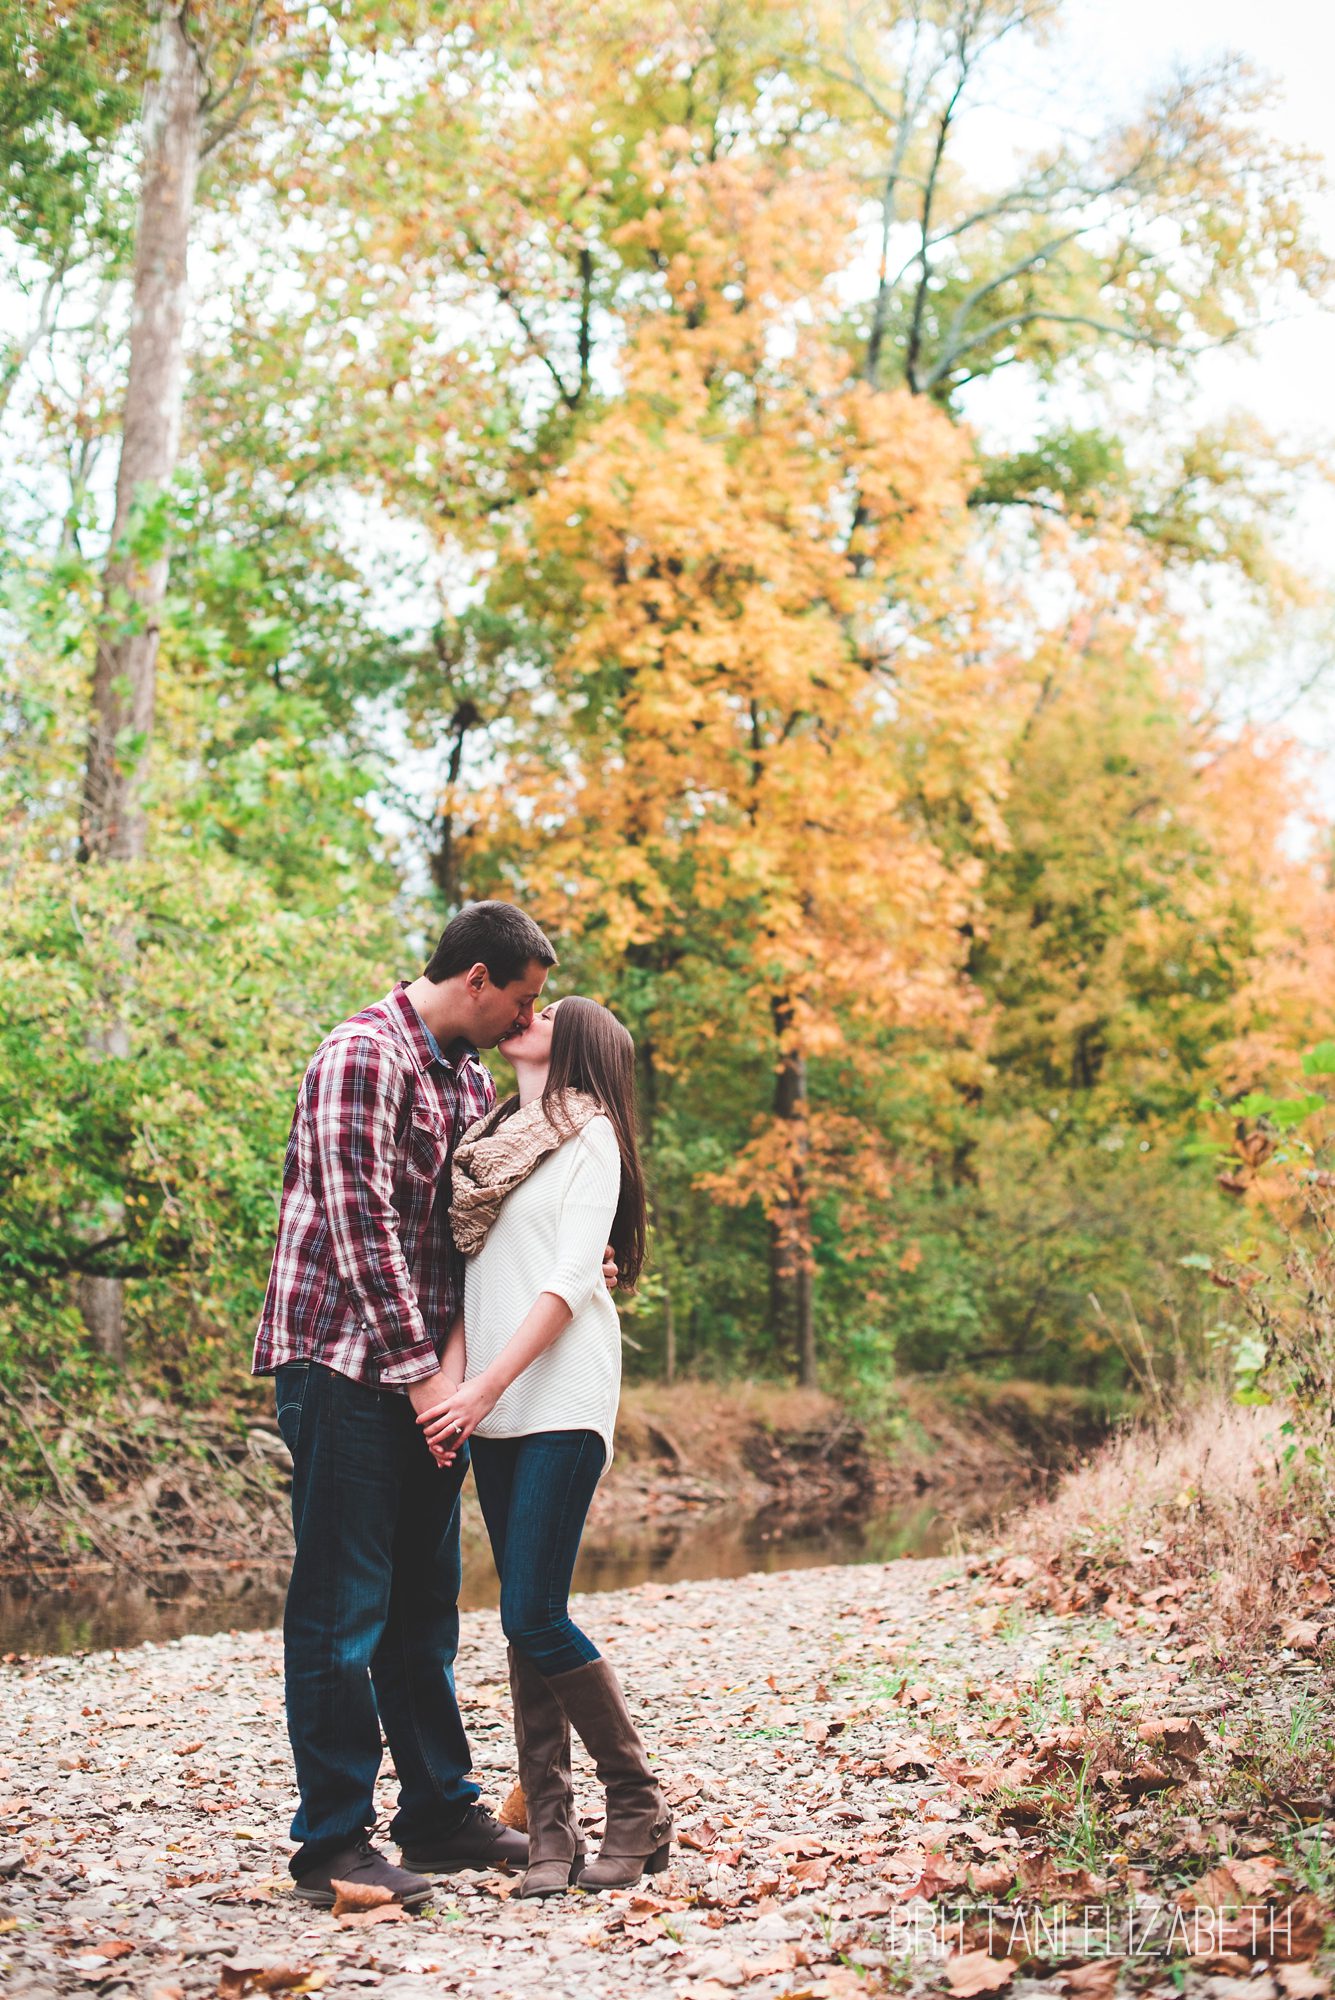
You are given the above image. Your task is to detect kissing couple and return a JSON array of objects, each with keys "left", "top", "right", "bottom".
[{"left": 252, "top": 900, "right": 673, "bottom": 1907}]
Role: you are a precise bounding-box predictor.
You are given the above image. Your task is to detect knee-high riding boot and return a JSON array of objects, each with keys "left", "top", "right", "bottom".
[
  {"left": 546, "top": 1657, "right": 672, "bottom": 1891},
  {"left": 509, "top": 1645, "right": 586, "bottom": 1898}
]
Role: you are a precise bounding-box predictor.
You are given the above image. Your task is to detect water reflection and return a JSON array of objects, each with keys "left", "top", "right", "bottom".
[{"left": 0, "top": 1494, "right": 979, "bottom": 1660}]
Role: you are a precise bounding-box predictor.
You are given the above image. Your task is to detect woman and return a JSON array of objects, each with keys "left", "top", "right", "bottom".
[{"left": 416, "top": 996, "right": 672, "bottom": 1900}]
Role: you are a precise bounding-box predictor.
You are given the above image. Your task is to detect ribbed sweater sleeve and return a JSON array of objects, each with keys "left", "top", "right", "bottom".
[{"left": 545, "top": 1118, "right": 622, "bottom": 1313}]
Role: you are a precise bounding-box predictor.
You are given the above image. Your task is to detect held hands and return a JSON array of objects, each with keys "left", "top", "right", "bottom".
[
  {"left": 408, "top": 1365, "right": 462, "bottom": 1467},
  {"left": 417, "top": 1374, "right": 500, "bottom": 1462},
  {"left": 603, "top": 1244, "right": 618, "bottom": 1291},
  {"left": 414, "top": 1280, "right": 601, "bottom": 1468}
]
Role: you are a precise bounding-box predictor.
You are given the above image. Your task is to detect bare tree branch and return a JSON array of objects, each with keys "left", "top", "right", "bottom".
[
  {"left": 922, "top": 307, "right": 1225, "bottom": 389},
  {"left": 924, "top": 223, "right": 1087, "bottom": 379},
  {"left": 0, "top": 263, "right": 66, "bottom": 419},
  {"left": 199, "top": 0, "right": 264, "bottom": 118},
  {"left": 461, "top": 229, "right": 581, "bottom": 410}
]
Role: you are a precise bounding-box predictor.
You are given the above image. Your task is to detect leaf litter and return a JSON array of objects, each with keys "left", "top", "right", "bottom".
[{"left": 0, "top": 1554, "right": 1332, "bottom": 1997}]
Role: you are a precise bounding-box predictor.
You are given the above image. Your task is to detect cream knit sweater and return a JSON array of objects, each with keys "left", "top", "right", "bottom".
[{"left": 463, "top": 1114, "right": 623, "bottom": 1471}]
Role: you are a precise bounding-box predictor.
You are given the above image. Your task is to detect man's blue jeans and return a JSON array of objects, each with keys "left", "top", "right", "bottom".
[
  {"left": 469, "top": 1429, "right": 605, "bottom": 1677},
  {"left": 274, "top": 1362, "right": 479, "bottom": 1876}
]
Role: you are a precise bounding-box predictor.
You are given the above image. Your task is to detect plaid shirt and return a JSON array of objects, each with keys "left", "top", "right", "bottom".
[{"left": 252, "top": 984, "right": 495, "bottom": 1391}]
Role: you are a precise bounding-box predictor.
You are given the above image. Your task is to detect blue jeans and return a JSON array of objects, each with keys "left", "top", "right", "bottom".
[
  {"left": 469, "top": 1430, "right": 605, "bottom": 1677},
  {"left": 274, "top": 1362, "right": 479, "bottom": 1875}
]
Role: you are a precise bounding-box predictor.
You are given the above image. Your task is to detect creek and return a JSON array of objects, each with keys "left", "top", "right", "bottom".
[{"left": 0, "top": 1489, "right": 999, "bottom": 1658}]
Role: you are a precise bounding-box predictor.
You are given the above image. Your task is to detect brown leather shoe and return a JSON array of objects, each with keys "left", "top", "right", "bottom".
[
  {"left": 400, "top": 1804, "right": 528, "bottom": 1874},
  {"left": 547, "top": 1657, "right": 673, "bottom": 1892},
  {"left": 509, "top": 1645, "right": 587, "bottom": 1898},
  {"left": 294, "top": 1837, "right": 432, "bottom": 1908}
]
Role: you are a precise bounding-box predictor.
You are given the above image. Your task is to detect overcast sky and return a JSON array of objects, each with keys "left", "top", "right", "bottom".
[
  {"left": 1010, "top": 0, "right": 1335, "bottom": 789},
  {"left": 1066, "top": 0, "right": 1334, "bottom": 442}
]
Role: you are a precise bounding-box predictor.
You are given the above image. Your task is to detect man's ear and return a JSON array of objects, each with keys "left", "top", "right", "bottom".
[{"left": 465, "top": 961, "right": 489, "bottom": 995}]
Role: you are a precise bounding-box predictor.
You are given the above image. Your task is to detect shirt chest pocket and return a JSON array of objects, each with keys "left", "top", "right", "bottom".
[{"left": 402, "top": 1103, "right": 450, "bottom": 1186}]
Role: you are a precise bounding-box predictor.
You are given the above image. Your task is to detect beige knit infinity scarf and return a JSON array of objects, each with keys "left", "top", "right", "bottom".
[{"left": 449, "top": 1089, "right": 605, "bottom": 1255}]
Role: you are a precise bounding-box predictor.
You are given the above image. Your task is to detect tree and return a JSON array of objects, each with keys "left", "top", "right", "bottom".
[
  {"left": 455, "top": 144, "right": 1003, "bottom": 1381},
  {"left": 67, "top": 0, "right": 365, "bottom": 1356},
  {"left": 304, "top": 1, "right": 1327, "bottom": 1384},
  {"left": 5, "top": 0, "right": 1332, "bottom": 1409},
  {"left": 79, "top": 4, "right": 205, "bottom": 866},
  {"left": 812, "top": 0, "right": 1328, "bottom": 404},
  {"left": 0, "top": 0, "right": 142, "bottom": 415}
]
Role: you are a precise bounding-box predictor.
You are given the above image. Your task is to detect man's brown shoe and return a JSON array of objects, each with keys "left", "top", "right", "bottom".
[
  {"left": 400, "top": 1804, "right": 528, "bottom": 1874},
  {"left": 294, "top": 1837, "right": 432, "bottom": 1908}
]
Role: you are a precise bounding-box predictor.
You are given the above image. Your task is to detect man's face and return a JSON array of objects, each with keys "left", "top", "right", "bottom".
[{"left": 470, "top": 959, "right": 550, "bottom": 1049}]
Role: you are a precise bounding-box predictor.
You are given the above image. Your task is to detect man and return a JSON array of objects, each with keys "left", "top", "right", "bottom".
[{"left": 254, "top": 901, "right": 557, "bottom": 1908}]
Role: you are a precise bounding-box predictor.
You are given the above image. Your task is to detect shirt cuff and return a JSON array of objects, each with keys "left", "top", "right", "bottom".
[
  {"left": 374, "top": 1337, "right": 443, "bottom": 1388},
  {"left": 545, "top": 1269, "right": 599, "bottom": 1315}
]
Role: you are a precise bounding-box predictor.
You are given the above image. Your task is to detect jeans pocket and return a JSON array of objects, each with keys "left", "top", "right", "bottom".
[{"left": 275, "top": 1364, "right": 311, "bottom": 1459}]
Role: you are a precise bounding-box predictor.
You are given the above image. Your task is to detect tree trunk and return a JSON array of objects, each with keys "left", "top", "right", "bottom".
[
  {"left": 767, "top": 1213, "right": 789, "bottom": 1351},
  {"left": 76, "top": 6, "right": 203, "bottom": 1362},
  {"left": 637, "top": 1029, "right": 678, "bottom": 1386},
  {"left": 662, "top": 1275, "right": 676, "bottom": 1387},
  {"left": 80, "top": 3, "right": 203, "bottom": 864},
  {"left": 429, "top": 701, "right": 480, "bottom": 909},
  {"left": 771, "top": 997, "right": 816, "bottom": 1387},
  {"left": 793, "top": 1215, "right": 815, "bottom": 1389}
]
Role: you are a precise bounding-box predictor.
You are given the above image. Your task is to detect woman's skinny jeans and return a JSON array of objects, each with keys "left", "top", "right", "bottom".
[{"left": 469, "top": 1429, "right": 604, "bottom": 1677}]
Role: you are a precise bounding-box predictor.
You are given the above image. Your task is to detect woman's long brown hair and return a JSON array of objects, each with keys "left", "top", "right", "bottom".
[{"left": 541, "top": 997, "right": 648, "bottom": 1290}]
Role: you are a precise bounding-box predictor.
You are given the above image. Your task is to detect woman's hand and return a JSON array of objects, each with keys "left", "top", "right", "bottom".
[
  {"left": 408, "top": 1366, "right": 463, "bottom": 1467},
  {"left": 420, "top": 1294, "right": 571, "bottom": 1463},
  {"left": 418, "top": 1374, "right": 500, "bottom": 1454}
]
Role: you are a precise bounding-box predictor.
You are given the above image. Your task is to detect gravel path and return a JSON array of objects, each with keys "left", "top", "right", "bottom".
[{"left": 0, "top": 1556, "right": 1188, "bottom": 1999}]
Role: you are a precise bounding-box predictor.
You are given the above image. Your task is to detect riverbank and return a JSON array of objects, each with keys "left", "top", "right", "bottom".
[
  {"left": 2, "top": 1553, "right": 1331, "bottom": 2000},
  {"left": 0, "top": 1373, "right": 1121, "bottom": 1585},
  {"left": 0, "top": 1376, "right": 1018, "bottom": 1656}
]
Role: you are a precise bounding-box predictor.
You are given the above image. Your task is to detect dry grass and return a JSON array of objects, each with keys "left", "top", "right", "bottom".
[{"left": 1002, "top": 1390, "right": 1335, "bottom": 1646}]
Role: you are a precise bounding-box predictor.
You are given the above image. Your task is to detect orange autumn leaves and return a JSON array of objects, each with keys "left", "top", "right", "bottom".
[
  {"left": 450, "top": 131, "right": 1335, "bottom": 1358},
  {"left": 461, "top": 152, "right": 1000, "bottom": 1245}
]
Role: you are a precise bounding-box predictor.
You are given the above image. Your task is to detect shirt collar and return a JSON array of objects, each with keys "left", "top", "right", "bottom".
[{"left": 390, "top": 981, "right": 478, "bottom": 1077}]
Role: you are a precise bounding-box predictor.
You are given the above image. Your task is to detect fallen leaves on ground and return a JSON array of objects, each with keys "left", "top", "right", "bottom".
[
  {"left": 1059, "top": 1960, "right": 1123, "bottom": 1998},
  {"left": 498, "top": 1779, "right": 528, "bottom": 1829},
  {"left": 328, "top": 1878, "right": 395, "bottom": 1917},
  {"left": 0, "top": 1554, "right": 1332, "bottom": 2000},
  {"left": 945, "top": 1948, "right": 1018, "bottom": 1993},
  {"left": 217, "top": 1965, "right": 320, "bottom": 1996},
  {"left": 333, "top": 1902, "right": 406, "bottom": 1931}
]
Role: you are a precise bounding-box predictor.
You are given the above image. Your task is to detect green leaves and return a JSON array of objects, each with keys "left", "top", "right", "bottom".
[
  {"left": 1229, "top": 1330, "right": 1272, "bottom": 1405},
  {"left": 1231, "top": 1091, "right": 1325, "bottom": 1130},
  {"left": 2, "top": 0, "right": 1333, "bottom": 1413},
  {"left": 0, "top": 843, "right": 402, "bottom": 1395},
  {"left": 0, "top": 0, "right": 143, "bottom": 260}
]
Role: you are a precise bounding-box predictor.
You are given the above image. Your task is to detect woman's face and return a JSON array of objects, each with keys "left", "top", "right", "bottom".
[{"left": 498, "top": 997, "right": 560, "bottom": 1067}]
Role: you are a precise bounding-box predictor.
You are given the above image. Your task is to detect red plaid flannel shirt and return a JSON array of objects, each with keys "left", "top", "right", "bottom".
[{"left": 252, "top": 984, "right": 495, "bottom": 1391}]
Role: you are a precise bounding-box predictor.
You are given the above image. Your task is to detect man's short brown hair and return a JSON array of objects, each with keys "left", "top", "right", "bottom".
[{"left": 423, "top": 902, "right": 557, "bottom": 987}]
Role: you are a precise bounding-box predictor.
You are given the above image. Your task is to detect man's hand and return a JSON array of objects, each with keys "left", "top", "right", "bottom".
[
  {"left": 409, "top": 1366, "right": 461, "bottom": 1465},
  {"left": 408, "top": 1365, "right": 459, "bottom": 1417},
  {"left": 418, "top": 1374, "right": 500, "bottom": 1453},
  {"left": 602, "top": 1243, "right": 619, "bottom": 1291}
]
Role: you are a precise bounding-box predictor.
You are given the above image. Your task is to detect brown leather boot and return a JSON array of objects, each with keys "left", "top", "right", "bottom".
[
  {"left": 509, "top": 1645, "right": 587, "bottom": 1898},
  {"left": 547, "top": 1657, "right": 672, "bottom": 1891}
]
